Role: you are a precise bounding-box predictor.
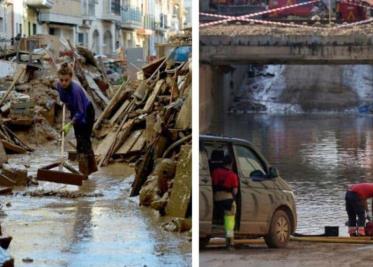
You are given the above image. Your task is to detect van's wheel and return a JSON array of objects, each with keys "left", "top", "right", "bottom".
[
  {"left": 264, "top": 210, "right": 290, "bottom": 248},
  {"left": 200, "top": 237, "right": 210, "bottom": 249}
]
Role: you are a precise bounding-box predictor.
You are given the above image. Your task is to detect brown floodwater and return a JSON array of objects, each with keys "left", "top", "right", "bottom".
[{"left": 0, "top": 146, "right": 191, "bottom": 266}]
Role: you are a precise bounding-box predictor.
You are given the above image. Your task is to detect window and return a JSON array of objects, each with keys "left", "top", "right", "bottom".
[
  {"left": 77, "top": 32, "right": 88, "bottom": 47},
  {"left": 111, "top": 0, "right": 121, "bottom": 15},
  {"left": 88, "top": 0, "right": 96, "bottom": 16},
  {"left": 234, "top": 145, "right": 266, "bottom": 178},
  {"left": 78, "top": 33, "right": 84, "bottom": 44},
  {"left": 33, "top": 24, "right": 37, "bottom": 35}
]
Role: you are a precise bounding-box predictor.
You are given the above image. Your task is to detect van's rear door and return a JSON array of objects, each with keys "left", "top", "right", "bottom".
[{"left": 199, "top": 148, "right": 213, "bottom": 237}]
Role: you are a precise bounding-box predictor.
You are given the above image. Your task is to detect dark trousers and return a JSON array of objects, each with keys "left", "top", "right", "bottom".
[
  {"left": 214, "top": 199, "right": 234, "bottom": 224},
  {"left": 73, "top": 103, "right": 95, "bottom": 155},
  {"left": 345, "top": 191, "right": 366, "bottom": 227}
]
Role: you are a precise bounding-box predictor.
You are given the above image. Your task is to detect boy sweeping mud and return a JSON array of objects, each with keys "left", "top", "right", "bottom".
[{"left": 56, "top": 63, "right": 97, "bottom": 176}]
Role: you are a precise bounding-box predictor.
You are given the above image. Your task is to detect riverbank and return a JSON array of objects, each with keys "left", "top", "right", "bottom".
[{"left": 201, "top": 240, "right": 373, "bottom": 267}]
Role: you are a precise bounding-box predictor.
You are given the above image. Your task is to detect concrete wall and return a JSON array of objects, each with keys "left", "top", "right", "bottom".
[
  {"left": 201, "top": 45, "right": 373, "bottom": 65},
  {"left": 49, "top": 0, "right": 82, "bottom": 17},
  {"left": 200, "top": 63, "right": 248, "bottom": 133},
  {"left": 200, "top": 64, "right": 215, "bottom": 134}
]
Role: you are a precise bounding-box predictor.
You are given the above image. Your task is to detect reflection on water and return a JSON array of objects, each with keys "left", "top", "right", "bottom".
[
  {"left": 223, "top": 113, "right": 373, "bottom": 235},
  {"left": 1, "top": 147, "right": 191, "bottom": 267}
]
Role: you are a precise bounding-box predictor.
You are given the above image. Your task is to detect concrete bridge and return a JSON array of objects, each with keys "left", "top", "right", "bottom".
[
  {"left": 199, "top": 24, "right": 373, "bottom": 133},
  {"left": 200, "top": 24, "right": 373, "bottom": 64}
]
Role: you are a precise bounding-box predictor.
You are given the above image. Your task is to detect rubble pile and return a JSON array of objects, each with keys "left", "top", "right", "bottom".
[
  {"left": 0, "top": 33, "right": 192, "bottom": 235},
  {"left": 93, "top": 50, "right": 192, "bottom": 230}
]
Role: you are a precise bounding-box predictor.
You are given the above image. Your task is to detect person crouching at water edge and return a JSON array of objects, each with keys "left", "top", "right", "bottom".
[
  {"left": 56, "top": 63, "right": 97, "bottom": 176},
  {"left": 345, "top": 183, "right": 373, "bottom": 236}
]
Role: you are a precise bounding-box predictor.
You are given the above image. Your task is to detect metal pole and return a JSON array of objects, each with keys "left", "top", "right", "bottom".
[
  {"left": 59, "top": 104, "right": 66, "bottom": 171},
  {"left": 329, "top": 0, "right": 332, "bottom": 26}
]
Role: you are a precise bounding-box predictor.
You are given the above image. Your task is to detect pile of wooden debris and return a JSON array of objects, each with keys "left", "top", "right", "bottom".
[{"left": 93, "top": 51, "right": 192, "bottom": 228}]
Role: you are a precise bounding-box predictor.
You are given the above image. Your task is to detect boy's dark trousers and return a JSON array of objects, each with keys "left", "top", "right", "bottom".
[{"left": 73, "top": 103, "right": 97, "bottom": 176}]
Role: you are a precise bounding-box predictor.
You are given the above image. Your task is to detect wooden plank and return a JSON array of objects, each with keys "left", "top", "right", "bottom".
[
  {"left": 94, "top": 131, "right": 118, "bottom": 156},
  {"left": 93, "top": 80, "right": 129, "bottom": 131},
  {"left": 37, "top": 169, "right": 83, "bottom": 186},
  {"left": 2, "top": 124, "right": 33, "bottom": 151},
  {"left": 130, "top": 131, "right": 146, "bottom": 153},
  {"left": 109, "top": 100, "right": 130, "bottom": 125},
  {"left": 0, "top": 174, "right": 16, "bottom": 187},
  {"left": 143, "top": 80, "right": 165, "bottom": 113},
  {"left": 165, "top": 145, "right": 192, "bottom": 218},
  {"left": 142, "top": 57, "right": 165, "bottom": 79},
  {"left": 99, "top": 118, "right": 134, "bottom": 167},
  {"left": 175, "top": 90, "right": 192, "bottom": 130},
  {"left": 116, "top": 130, "right": 143, "bottom": 155},
  {"left": 85, "top": 72, "right": 109, "bottom": 105},
  {"left": 0, "top": 186, "right": 12, "bottom": 195},
  {"left": 1, "top": 140, "right": 26, "bottom": 154},
  {"left": 110, "top": 119, "right": 135, "bottom": 155}
]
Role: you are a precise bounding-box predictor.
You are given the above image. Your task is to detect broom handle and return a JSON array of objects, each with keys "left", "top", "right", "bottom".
[{"left": 61, "top": 104, "right": 66, "bottom": 167}]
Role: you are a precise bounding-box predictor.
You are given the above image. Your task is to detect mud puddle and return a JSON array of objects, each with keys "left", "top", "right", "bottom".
[{"left": 0, "top": 145, "right": 191, "bottom": 267}]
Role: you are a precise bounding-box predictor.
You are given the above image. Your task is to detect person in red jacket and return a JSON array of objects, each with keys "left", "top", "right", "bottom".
[
  {"left": 212, "top": 154, "right": 239, "bottom": 249},
  {"left": 345, "top": 183, "right": 373, "bottom": 236}
]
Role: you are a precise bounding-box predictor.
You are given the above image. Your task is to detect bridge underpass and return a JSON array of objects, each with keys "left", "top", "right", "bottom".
[{"left": 200, "top": 25, "right": 373, "bottom": 133}]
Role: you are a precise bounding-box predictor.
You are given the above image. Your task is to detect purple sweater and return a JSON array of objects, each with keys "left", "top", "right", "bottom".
[{"left": 57, "top": 81, "right": 91, "bottom": 125}]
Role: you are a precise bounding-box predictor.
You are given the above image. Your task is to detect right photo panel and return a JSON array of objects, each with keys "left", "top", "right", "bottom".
[{"left": 199, "top": 1, "right": 373, "bottom": 266}]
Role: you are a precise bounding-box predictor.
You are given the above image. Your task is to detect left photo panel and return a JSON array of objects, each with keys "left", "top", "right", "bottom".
[{"left": 0, "top": 0, "right": 192, "bottom": 266}]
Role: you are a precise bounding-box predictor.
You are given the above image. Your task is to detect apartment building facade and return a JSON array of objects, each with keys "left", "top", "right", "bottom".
[
  {"left": 0, "top": 0, "right": 11, "bottom": 43},
  {"left": 1, "top": 0, "right": 186, "bottom": 56}
]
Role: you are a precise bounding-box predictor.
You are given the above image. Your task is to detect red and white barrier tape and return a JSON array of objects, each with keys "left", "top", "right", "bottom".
[
  {"left": 236, "top": 17, "right": 323, "bottom": 29},
  {"left": 340, "top": 0, "right": 373, "bottom": 9},
  {"left": 200, "top": 0, "right": 320, "bottom": 28},
  {"left": 333, "top": 17, "right": 373, "bottom": 28}
]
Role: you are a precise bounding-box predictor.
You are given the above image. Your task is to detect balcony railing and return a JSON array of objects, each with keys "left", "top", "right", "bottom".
[
  {"left": 155, "top": 13, "right": 168, "bottom": 31},
  {"left": 25, "top": 0, "right": 54, "bottom": 9},
  {"left": 144, "top": 14, "right": 155, "bottom": 30},
  {"left": 121, "top": 7, "right": 142, "bottom": 29},
  {"left": 81, "top": 0, "right": 96, "bottom": 17},
  {"left": 102, "top": 0, "right": 121, "bottom": 21}
]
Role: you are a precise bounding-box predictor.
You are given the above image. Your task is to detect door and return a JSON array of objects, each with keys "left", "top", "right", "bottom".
[
  {"left": 233, "top": 144, "right": 273, "bottom": 234},
  {"left": 199, "top": 148, "right": 213, "bottom": 237}
]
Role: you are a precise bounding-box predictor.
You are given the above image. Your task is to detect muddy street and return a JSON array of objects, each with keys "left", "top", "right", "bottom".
[
  {"left": 0, "top": 146, "right": 191, "bottom": 267},
  {"left": 200, "top": 240, "right": 373, "bottom": 267}
]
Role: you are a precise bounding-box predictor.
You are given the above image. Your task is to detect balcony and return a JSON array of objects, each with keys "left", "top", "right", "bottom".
[
  {"left": 144, "top": 14, "right": 155, "bottom": 30},
  {"left": 25, "top": 0, "right": 54, "bottom": 9},
  {"left": 121, "top": 7, "right": 142, "bottom": 29},
  {"left": 81, "top": 0, "right": 96, "bottom": 19},
  {"left": 101, "top": 0, "right": 121, "bottom": 22},
  {"left": 154, "top": 13, "right": 168, "bottom": 32}
]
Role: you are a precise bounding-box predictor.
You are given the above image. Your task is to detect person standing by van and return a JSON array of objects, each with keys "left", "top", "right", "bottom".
[
  {"left": 345, "top": 183, "right": 373, "bottom": 236},
  {"left": 211, "top": 154, "right": 239, "bottom": 249}
]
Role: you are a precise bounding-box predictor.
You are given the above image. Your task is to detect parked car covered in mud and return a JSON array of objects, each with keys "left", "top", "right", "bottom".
[{"left": 200, "top": 135, "right": 297, "bottom": 248}]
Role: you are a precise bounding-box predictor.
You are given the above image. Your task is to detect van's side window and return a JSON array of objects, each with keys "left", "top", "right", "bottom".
[{"left": 234, "top": 145, "right": 266, "bottom": 178}]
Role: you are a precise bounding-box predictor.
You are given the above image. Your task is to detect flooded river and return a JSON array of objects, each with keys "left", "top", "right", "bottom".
[
  {"left": 223, "top": 113, "right": 373, "bottom": 235},
  {"left": 0, "top": 146, "right": 191, "bottom": 266}
]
